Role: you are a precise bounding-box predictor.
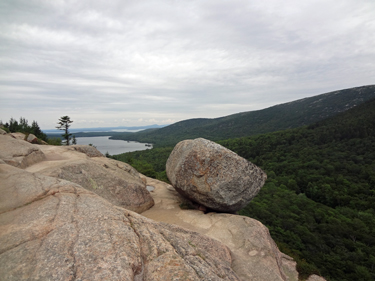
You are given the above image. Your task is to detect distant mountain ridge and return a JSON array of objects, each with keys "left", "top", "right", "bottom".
[
  {"left": 111, "top": 85, "right": 375, "bottom": 146},
  {"left": 44, "top": 124, "right": 167, "bottom": 134}
]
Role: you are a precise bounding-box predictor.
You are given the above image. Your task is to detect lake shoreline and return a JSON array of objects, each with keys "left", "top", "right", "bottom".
[{"left": 76, "top": 136, "right": 152, "bottom": 155}]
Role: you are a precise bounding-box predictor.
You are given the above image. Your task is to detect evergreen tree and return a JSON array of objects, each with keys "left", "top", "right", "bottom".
[
  {"left": 8, "top": 118, "right": 19, "bottom": 132},
  {"left": 19, "top": 117, "right": 29, "bottom": 132},
  {"left": 72, "top": 135, "right": 77, "bottom": 145},
  {"left": 31, "top": 120, "right": 42, "bottom": 136},
  {"left": 31, "top": 120, "right": 47, "bottom": 141},
  {"left": 56, "top": 116, "right": 73, "bottom": 145}
]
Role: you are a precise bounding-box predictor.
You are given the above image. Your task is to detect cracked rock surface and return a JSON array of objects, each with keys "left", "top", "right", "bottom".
[
  {"left": 0, "top": 164, "right": 240, "bottom": 281},
  {"left": 142, "top": 176, "right": 299, "bottom": 281},
  {"left": 0, "top": 135, "right": 46, "bottom": 168},
  {"left": 30, "top": 155, "right": 154, "bottom": 213}
]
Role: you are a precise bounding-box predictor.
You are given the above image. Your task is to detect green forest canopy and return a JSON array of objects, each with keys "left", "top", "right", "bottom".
[{"left": 113, "top": 98, "right": 375, "bottom": 280}]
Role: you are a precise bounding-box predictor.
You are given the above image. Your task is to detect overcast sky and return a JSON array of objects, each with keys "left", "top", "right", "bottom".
[{"left": 1, "top": 0, "right": 374, "bottom": 130}]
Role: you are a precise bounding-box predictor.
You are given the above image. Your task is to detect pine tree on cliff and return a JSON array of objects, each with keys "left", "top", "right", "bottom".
[{"left": 56, "top": 116, "right": 73, "bottom": 145}]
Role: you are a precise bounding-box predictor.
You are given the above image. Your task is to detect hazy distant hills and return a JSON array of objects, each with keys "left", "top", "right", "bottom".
[
  {"left": 111, "top": 85, "right": 375, "bottom": 146},
  {"left": 45, "top": 124, "right": 167, "bottom": 134}
]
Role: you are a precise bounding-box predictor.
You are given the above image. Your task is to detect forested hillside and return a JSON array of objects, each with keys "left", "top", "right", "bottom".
[
  {"left": 219, "top": 99, "right": 375, "bottom": 280},
  {"left": 111, "top": 85, "right": 375, "bottom": 146},
  {"left": 114, "top": 98, "right": 375, "bottom": 280}
]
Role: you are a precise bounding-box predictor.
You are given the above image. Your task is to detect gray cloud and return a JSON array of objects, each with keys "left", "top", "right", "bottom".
[{"left": 1, "top": 0, "right": 374, "bottom": 129}]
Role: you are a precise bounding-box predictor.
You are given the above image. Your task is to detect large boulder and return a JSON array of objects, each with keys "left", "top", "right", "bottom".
[
  {"left": 0, "top": 135, "right": 46, "bottom": 168},
  {"left": 166, "top": 138, "right": 267, "bottom": 212},
  {"left": 0, "top": 163, "right": 240, "bottom": 281}
]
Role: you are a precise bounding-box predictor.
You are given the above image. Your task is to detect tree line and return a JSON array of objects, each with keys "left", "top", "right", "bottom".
[
  {"left": 1, "top": 117, "right": 48, "bottom": 142},
  {"left": 1, "top": 116, "right": 75, "bottom": 146}
]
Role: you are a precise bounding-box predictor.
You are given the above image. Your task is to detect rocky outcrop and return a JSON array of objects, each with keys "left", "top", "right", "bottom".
[
  {"left": 0, "top": 128, "right": 6, "bottom": 135},
  {"left": 25, "top": 144, "right": 153, "bottom": 213},
  {"left": 0, "top": 133, "right": 153, "bottom": 213},
  {"left": 0, "top": 135, "right": 46, "bottom": 168},
  {"left": 166, "top": 138, "right": 267, "bottom": 212},
  {"left": 0, "top": 163, "right": 240, "bottom": 281},
  {"left": 9, "top": 132, "right": 26, "bottom": 140},
  {"left": 142, "top": 176, "right": 299, "bottom": 281},
  {"left": 37, "top": 157, "right": 154, "bottom": 213},
  {"left": 71, "top": 145, "right": 104, "bottom": 157}
]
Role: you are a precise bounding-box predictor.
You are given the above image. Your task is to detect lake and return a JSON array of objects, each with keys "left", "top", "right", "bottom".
[{"left": 75, "top": 136, "right": 152, "bottom": 155}]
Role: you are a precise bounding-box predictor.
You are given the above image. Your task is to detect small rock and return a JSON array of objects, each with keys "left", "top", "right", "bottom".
[
  {"left": 71, "top": 145, "right": 104, "bottom": 157},
  {"left": 26, "top": 134, "right": 38, "bottom": 144},
  {"left": 306, "top": 274, "right": 327, "bottom": 281}
]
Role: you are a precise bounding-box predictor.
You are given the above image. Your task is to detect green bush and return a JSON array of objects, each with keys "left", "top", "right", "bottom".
[{"left": 47, "top": 138, "right": 62, "bottom": 145}]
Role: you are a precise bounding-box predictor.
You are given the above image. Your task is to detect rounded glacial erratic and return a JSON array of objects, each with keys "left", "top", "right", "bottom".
[{"left": 166, "top": 138, "right": 267, "bottom": 213}]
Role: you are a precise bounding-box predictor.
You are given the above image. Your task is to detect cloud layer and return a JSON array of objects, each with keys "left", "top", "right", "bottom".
[{"left": 1, "top": 0, "right": 374, "bottom": 129}]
